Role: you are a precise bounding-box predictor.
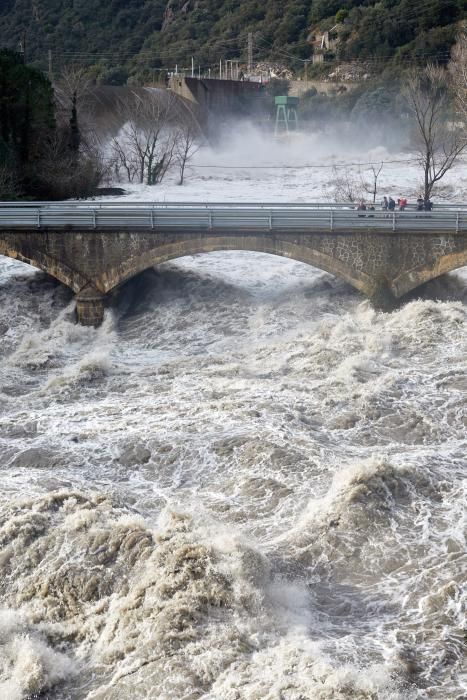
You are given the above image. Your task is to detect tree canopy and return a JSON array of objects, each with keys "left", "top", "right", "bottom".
[
  {"left": 0, "top": 48, "right": 54, "bottom": 167},
  {"left": 0, "top": 0, "right": 464, "bottom": 84},
  {"left": 0, "top": 49, "right": 102, "bottom": 199}
]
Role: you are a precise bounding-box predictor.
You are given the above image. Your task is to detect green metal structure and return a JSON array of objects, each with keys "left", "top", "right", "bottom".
[{"left": 274, "top": 95, "right": 299, "bottom": 136}]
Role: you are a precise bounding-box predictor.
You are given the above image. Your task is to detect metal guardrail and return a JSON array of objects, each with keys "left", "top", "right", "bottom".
[
  {"left": 0, "top": 203, "right": 466, "bottom": 233},
  {"left": 1, "top": 200, "right": 467, "bottom": 209}
]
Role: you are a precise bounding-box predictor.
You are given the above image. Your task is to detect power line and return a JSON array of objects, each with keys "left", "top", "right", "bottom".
[
  {"left": 190, "top": 158, "right": 422, "bottom": 170},
  {"left": 256, "top": 32, "right": 454, "bottom": 67},
  {"left": 48, "top": 33, "right": 252, "bottom": 61}
]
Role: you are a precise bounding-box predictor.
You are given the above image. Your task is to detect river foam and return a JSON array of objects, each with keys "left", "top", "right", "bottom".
[{"left": 0, "top": 252, "right": 465, "bottom": 698}]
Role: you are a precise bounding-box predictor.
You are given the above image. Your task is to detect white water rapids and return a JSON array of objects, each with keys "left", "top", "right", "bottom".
[{"left": 0, "top": 246, "right": 465, "bottom": 699}]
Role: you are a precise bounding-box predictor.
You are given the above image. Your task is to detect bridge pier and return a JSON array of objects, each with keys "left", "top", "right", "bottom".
[
  {"left": 75, "top": 287, "right": 105, "bottom": 327},
  {"left": 369, "top": 276, "right": 399, "bottom": 312}
]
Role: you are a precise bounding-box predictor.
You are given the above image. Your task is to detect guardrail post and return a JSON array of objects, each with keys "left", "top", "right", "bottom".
[
  {"left": 209, "top": 211, "right": 213, "bottom": 230},
  {"left": 151, "top": 209, "right": 155, "bottom": 230},
  {"left": 330, "top": 209, "right": 334, "bottom": 232},
  {"left": 269, "top": 211, "right": 272, "bottom": 231},
  {"left": 392, "top": 212, "right": 396, "bottom": 232},
  {"left": 456, "top": 211, "right": 459, "bottom": 233},
  {"left": 93, "top": 210, "right": 97, "bottom": 229},
  {"left": 37, "top": 209, "right": 41, "bottom": 229}
]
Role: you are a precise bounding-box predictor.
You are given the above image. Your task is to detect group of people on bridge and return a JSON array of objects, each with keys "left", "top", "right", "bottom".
[
  {"left": 380, "top": 195, "right": 433, "bottom": 211},
  {"left": 355, "top": 195, "right": 433, "bottom": 212}
]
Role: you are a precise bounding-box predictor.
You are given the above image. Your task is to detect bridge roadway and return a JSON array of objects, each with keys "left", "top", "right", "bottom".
[{"left": 1, "top": 202, "right": 466, "bottom": 325}]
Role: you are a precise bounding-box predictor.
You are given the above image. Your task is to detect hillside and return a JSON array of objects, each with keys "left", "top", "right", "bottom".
[{"left": 0, "top": 0, "right": 465, "bottom": 83}]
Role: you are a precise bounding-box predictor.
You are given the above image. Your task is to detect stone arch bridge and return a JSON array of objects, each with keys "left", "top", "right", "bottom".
[{"left": 0, "top": 203, "right": 466, "bottom": 325}]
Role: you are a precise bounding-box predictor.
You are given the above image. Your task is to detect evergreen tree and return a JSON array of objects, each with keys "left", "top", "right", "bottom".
[{"left": 0, "top": 49, "right": 54, "bottom": 167}]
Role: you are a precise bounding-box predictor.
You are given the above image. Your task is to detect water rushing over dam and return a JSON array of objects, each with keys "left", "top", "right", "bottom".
[{"left": 0, "top": 250, "right": 465, "bottom": 699}]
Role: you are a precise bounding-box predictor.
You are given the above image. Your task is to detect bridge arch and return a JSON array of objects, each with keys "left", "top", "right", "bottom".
[
  {"left": 96, "top": 236, "right": 377, "bottom": 297},
  {"left": 0, "top": 243, "right": 89, "bottom": 293},
  {"left": 391, "top": 249, "right": 467, "bottom": 297}
]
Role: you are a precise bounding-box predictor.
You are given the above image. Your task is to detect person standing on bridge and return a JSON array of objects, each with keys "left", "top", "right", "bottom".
[
  {"left": 381, "top": 196, "right": 388, "bottom": 211},
  {"left": 388, "top": 197, "right": 396, "bottom": 212},
  {"left": 398, "top": 197, "right": 408, "bottom": 211},
  {"left": 424, "top": 198, "right": 433, "bottom": 211},
  {"left": 356, "top": 199, "right": 367, "bottom": 217}
]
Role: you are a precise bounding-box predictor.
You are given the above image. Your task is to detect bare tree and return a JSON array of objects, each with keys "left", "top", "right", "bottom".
[
  {"left": 327, "top": 165, "right": 363, "bottom": 203},
  {"left": 111, "top": 91, "right": 178, "bottom": 185},
  {"left": 50, "top": 64, "right": 109, "bottom": 197},
  {"left": 449, "top": 26, "right": 467, "bottom": 123},
  {"left": 35, "top": 128, "right": 105, "bottom": 199},
  {"left": 110, "top": 138, "right": 138, "bottom": 183},
  {"left": 148, "top": 132, "right": 178, "bottom": 185},
  {"left": 54, "top": 65, "right": 96, "bottom": 144},
  {"left": 55, "top": 65, "right": 92, "bottom": 103},
  {"left": 174, "top": 119, "right": 200, "bottom": 185},
  {"left": 403, "top": 64, "right": 467, "bottom": 202},
  {"left": 359, "top": 162, "right": 383, "bottom": 204}
]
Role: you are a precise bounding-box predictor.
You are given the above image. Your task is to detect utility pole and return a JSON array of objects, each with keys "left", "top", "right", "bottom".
[
  {"left": 48, "top": 49, "right": 53, "bottom": 81},
  {"left": 219, "top": 59, "right": 222, "bottom": 79},
  {"left": 191, "top": 57, "right": 194, "bottom": 78},
  {"left": 248, "top": 32, "right": 253, "bottom": 74},
  {"left": 19, "top": 34, "right": 26, "bottom": 63}
]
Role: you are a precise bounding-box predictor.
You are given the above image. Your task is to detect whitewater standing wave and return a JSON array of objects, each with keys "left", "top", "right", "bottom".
[{"left": 0, "top": 252, "right": 465, "bottom": 698}]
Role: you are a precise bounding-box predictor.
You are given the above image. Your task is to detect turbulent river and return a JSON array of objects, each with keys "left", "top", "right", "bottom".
[{"left": 0, "top": 252, "right": 465, "bottom": 700}]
